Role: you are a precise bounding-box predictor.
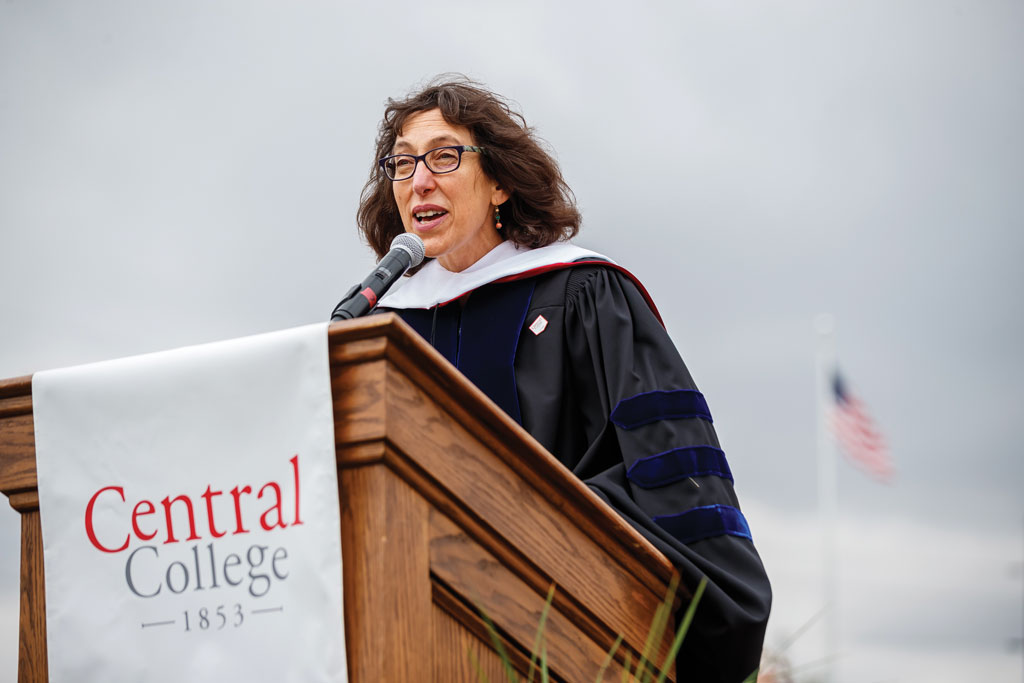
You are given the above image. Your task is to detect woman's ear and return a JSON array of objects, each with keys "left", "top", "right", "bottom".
[{"left": 491, "top": 183, "right": 510, "bottom": 206}]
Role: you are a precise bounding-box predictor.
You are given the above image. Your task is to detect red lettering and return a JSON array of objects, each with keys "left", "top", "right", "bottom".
[
  {"left": 230, "top": 486, "right": 252, "bottom": 534},
  {"left": 84, "top": 456, "right": 300, "bottom": 553},
  {"left": 84, "top": 486, "right": 130, "bottom": 553},
  {"left": 132, "top": 500, "right": 157, "bottom": 541},
  {"left": 290, "top": 454, "right": 302, "bottom": 526},
  {"left": 258, "top": 482, "right": 285, "bottom": 531},
  {"left": 201, "top": 486, "right": 226, "bottom": 538},
  {"left": 161, "top": 495, "right": 200, "bottom": 544}
]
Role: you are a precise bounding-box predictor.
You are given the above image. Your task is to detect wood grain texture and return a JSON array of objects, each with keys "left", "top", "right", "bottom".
[
  {"left": 334, "top": 439, "right": 386, "bottom": 468},
  {"left": 429, "top": 510, "right": 674, "bottom": 682},
  {"left": 380, "top": 366, "right": 675, "bottom": 659},
  {"left": 330, "top": 316, "right": 677, "bottom": 594},
  {"left": 0, "top": 374, "right": 32, "bottom": 399},
  {"left": 327, "top": 316, "right": 680, "bottom": 677},
  {"left": 432, "top": 590, "right": 525, "bottom": 683},
  {"left": 339, "top": 464, "right": 432, "bottom": 681},
  {"left": 19, "top": 510, "right": 47, "bottom": 683},
  {"left": 0, "top": 395, "right": 32, "bottom": 419},
  {"left": 0, "top": 411, "right": 37, "bottom": 497},
  {"left": 331, "top": 359, "right": 388, "bottom": 448},
  {"left": 9, "top": 491, "right": 39, "bottom": 513}
]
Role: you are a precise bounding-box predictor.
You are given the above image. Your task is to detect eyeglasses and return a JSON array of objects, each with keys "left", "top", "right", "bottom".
[{"left": 379, "top": 145, "right": 486, "bottom": 181}]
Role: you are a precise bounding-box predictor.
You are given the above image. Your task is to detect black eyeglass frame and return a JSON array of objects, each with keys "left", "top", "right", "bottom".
[{"left": 378, "top": 145, "right": 487, "bottom": 181}]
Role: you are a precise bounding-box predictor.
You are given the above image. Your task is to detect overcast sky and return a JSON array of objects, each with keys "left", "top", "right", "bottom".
[{"left": 2, "top": 2, "right": 1022, "bottom": 681}]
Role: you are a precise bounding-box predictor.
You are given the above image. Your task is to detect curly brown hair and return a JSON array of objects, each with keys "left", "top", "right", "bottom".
[{"left": 357, "top": 76, "right": 582, "bottom": 260}]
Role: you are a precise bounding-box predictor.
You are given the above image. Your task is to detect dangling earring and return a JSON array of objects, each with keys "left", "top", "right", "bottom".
[{"left": 494, "top": 205, "right": 503, "bottom": 230}]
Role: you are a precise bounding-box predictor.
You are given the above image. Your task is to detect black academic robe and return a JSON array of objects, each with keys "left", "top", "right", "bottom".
[{"left": 382, "top": 263, "right": 771, "bottom": 682}]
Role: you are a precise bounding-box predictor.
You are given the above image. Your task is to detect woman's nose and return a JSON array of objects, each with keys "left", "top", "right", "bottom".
[{"left": 411, "top": 160, "right": 436, "bottom": 194}]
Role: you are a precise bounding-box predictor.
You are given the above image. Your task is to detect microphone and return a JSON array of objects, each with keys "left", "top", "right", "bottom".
[{"left": 330, "top": 233, "right": 426, "bottom": 321}]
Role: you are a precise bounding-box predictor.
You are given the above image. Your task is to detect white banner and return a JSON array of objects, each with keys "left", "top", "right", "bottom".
[{"left": 32, "top": 324, "right": 346, "bottom": 683}]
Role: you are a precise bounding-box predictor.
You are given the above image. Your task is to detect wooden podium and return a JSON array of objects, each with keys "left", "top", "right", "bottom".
[{"left": 0, "top": 315, "right": 680, "bottom": 682}]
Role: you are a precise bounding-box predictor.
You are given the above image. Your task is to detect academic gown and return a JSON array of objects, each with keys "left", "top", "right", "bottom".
[{"left": 376, "top": 242, "right": 771, "bottom": 682}]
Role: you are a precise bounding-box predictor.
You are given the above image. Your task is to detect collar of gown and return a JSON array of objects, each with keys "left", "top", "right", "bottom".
[{"left": 377, "top": 241, "right": 614, "bottom": 310}]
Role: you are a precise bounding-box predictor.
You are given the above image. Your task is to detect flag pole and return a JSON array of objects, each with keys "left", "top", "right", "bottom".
[{"left": 815, "top": 314, "right": 839, "bottom": 683}]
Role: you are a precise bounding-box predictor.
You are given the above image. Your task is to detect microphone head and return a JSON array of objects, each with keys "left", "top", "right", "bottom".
[{"left": 390, "top": 233, "right": 426, "bottom": 268}]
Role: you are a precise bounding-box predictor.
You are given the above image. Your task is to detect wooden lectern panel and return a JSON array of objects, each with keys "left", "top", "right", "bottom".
[
  {"left": 328, "top": 316, "right": 680, "bottom": 681},
  {"left": 0, "top": 317, "right": 681, "bottom": 682},
  {"left": 0, "top": 379, "right": 47, "bottom": 682}
]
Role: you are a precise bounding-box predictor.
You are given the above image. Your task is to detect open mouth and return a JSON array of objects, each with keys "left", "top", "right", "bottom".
[{"left": 414, "top": 209, "right": 448, "bottom": 224}]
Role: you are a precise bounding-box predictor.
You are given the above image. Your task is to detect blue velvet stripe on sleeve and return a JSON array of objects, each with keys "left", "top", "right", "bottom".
[
  {"left": 626, "top": 445, "right": 733, "bottom": 488},
  {"left": 610, "top": 389, "right": 713, "bottom": 429},
  {"left": 653, "top": 504, "right": 752, "bottom": 545}
]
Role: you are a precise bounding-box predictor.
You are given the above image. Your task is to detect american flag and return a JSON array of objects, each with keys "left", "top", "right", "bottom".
[{"left": 829, "top": 371, "right": 893, "bottom": 482}]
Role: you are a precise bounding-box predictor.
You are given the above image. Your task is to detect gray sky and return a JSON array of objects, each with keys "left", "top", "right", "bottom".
[{"left": 2, "top": 1, "right": 1022, "bottom": 681}]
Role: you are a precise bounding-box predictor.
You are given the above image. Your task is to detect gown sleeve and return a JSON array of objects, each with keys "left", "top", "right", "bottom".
[{"left": 561, "top": 266, "right": 771, "bottom": 683}]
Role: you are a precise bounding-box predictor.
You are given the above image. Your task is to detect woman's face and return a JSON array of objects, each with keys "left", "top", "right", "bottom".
[{"left": 391, "top": 109, "right": 509, "bottom": 272}]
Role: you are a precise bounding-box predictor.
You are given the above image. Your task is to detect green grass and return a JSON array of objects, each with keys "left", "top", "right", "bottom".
[{"left": 470, "top": 575, "right": 758, "bottom": 682}]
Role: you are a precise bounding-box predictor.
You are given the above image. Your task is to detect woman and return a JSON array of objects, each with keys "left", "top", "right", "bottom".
[{"left": 359, "top": 77, "right": 770, "bottom": 682}]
